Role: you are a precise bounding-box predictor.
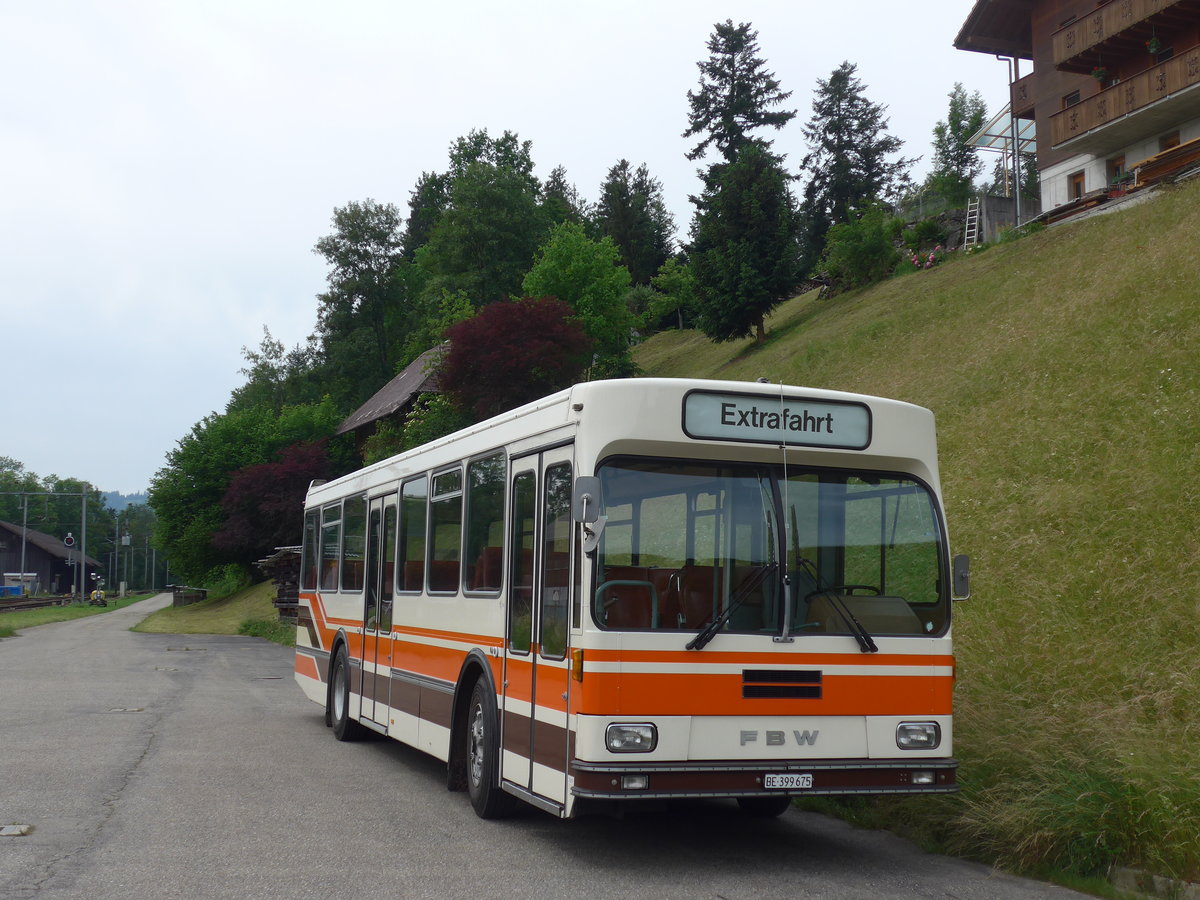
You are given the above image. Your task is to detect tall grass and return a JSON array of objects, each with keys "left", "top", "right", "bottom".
[{"left": 635, "top": 179, "right": 1200, "bottom": 880}]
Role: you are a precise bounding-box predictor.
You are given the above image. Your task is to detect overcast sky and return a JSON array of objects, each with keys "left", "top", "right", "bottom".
[{"left": 2, "top": 0, "right": 1010, "bottom": 496}]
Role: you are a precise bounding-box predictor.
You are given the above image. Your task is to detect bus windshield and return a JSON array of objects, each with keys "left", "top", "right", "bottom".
[{"left": 593, "top": 458, "right": 948, "bottom": 639}]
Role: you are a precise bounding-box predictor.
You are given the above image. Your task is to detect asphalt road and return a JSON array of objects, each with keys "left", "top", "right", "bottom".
[{"left": 0, "top": 594, "right": 1090, "bottom": 899}]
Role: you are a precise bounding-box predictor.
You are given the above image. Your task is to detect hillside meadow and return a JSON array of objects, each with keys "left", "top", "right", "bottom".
[{"left": 635, "top": 178, "right": 1200, "bottom": 880}]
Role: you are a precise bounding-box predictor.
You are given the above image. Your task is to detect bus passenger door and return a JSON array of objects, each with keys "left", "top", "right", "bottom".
[
  {"left": 361, "top": 495, "right": 396, "bottom": 730},
  {"left": 502, "top": 447, "right": 574, "bottom": 808}
]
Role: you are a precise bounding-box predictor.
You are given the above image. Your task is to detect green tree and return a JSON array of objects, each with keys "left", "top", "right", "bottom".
[
  {"left": 648, "top": 257, "right": 699, "bottom": 331},
  {"left": 595, "top": 160, "right": 675, "bottom": 285},
  {"left": 541, "top": 165, "right": 591, "bottom": 227},
  {"left": 798, "top": 61, "right": 915, "bottom": 273},
  {"left": 401, "top": 171, "right": 450, "bottom": 259},
  {"left": 228, "top": 326, "right": 324, "bottom": 414},
  {"left": 149, "top": 400, "right": 351, "bottom": 583},
  {"left": 689, "top": 142, "right": 800, "bottom": 343},
  {"left": 987, "top": 150, "right": 1040, "bottom": 203},
  {"left": 416, "top": 130, "right": 550, "bottom": 306},
  {"left": 522, "top": 221, "right": 636, "bottom": 377},
  {"left": 926, "top": 83, "right": 988, "bottom": 206},
  {"left": 312, "top": 199, "right": 414, "bottom": 410},
  {"left": 683, "top": 20, "right": 795, "bottom": 163}
]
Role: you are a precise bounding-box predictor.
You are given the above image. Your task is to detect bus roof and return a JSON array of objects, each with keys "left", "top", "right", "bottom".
[{"left": 306, "top": 378, "right": 940, "bottom": 507}]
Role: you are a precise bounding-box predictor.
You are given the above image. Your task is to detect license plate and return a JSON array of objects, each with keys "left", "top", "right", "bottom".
[{"left": 764, "top": 773, "right": 813, "bottom": 790}]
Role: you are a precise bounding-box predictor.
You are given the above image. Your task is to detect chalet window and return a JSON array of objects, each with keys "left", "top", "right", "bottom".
[
  {"left": 1156, "top": 46, "right": 1174, "bottom": 64},
  {"left": 1070, "top": 171, "right": 1086, "bottom": 200},
  {"left": 1063, "top": 90, "right": 1081, "bottom": 108},
  {"left": 1107, "top": 155, "right": 1126, "bottom": 185}
]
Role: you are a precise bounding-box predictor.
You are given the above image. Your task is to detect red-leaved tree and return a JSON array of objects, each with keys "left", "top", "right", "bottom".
[
  {"left": 441, "top": 296, "right": 594, "bottom": 420},
  {"left": 212, "top": 440, "right": 335, "bottom": 564}
]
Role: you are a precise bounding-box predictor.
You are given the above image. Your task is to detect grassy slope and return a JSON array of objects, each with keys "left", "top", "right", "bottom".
[
  {"left": 132, "top": 580, "right": 290, "bottom": 642},
  {"left": 635, "top": 179, "right": 1200, "bottom": 879}
]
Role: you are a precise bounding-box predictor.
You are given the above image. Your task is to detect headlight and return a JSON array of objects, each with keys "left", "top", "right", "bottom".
[
  {"left": 605, "top": 723, "right": 658, "bottom": 753},
  {"left": 896, "top": 722, "right": 941, "bottom": 750}
]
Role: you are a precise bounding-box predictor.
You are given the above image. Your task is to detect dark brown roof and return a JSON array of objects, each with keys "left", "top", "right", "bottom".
[
  {"left": 955, "top": 0, "right": 1034, "bottom": 59},
  {"left": 335, "top": 344, "right": 445, "bottom": 436},
  {"left": 0, "top": 519, "right": 102, "bottom": 566}
]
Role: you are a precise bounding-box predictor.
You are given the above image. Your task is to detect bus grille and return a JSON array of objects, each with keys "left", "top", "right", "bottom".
[{"left": 742, "top": 669, "right": 822, "bottom": 699}]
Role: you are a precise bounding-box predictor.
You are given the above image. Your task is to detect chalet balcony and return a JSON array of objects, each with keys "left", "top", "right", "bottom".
[
  {"left": 1052, "top": 0, "right": 1200, "bottom": 73},
  {"left": 1050, "top": 45, "right": 1200, "bottom": 149},
  {"left": 1011, "top": 72, "right": 1036, "bottom": 119}
]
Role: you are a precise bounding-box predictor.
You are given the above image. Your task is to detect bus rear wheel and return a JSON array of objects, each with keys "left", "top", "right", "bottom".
[
  {"left": 329, "top": 644, "right": 366, "bottom": 742},
  {"left": 737, "top": 795, "right": 793, "bottom": 817},
  {"left": 465, "top": 681, "right": 516, "bottom": 818}
]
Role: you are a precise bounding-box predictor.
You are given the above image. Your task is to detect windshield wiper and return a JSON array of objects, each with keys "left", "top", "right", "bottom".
[
  {"left": 813, "top": 590, "right": 879, "bottom": 654},
  {"left": 686, "top": 564, "right": 775, "bottom": 651},
  {"left": 794, "top": 556, "right": 878, "bottom": 653}
]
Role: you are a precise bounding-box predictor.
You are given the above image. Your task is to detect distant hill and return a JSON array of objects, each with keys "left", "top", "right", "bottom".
[
  {"left": 102, "top": 491, "right": 148, "bottom": 512},
  {"left": 634, "top": 178, "right": 1200, "bottom": 879}
]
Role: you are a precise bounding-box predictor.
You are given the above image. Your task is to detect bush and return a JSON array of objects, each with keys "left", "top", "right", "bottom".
[
  {"left": 902, "top": 218, "right": 949, "bottom": 254},
  {"left": 819, "top": 207, "right": 904, "bottom": 291}
]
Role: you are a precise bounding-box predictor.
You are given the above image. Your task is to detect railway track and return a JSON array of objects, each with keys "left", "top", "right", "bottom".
[{"left": 0, "top": 596, "right": 76, "bottom": 614}]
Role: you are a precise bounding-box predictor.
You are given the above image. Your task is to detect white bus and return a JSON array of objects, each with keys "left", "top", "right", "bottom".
[{"left": 294, "top": 377, "right": 968, "bottom": 818}]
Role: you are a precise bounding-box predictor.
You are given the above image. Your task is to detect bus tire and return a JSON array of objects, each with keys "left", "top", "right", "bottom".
[
  {"left": 329, "top": 644, "right": 366, "bottom": 742},
  {"left": 465, "top": 680, "right": 516, "bottom": 818},
  {"left": 737, "top": 795, "right": 793, "bottom": 818}
]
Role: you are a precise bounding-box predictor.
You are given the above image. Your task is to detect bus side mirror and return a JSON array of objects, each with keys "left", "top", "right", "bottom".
[
  {"left": 572, "top": 477, "right": 601, "bottom": 523},
  {"left": 572, "top": 476, "right": 607, "bottom": 554},
  {"left": 952, "top": 554, "right": 970, "bottom": 601}
]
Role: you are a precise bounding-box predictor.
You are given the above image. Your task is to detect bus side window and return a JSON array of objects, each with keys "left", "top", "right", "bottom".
[
  {"left": 429, "top": 469, "right": 463, "bottom": 593},
  {"left": 464, "top": 453, "right": 505, "bottom": 593},
  {"left": 319, "top": 504, "right": 342, "bottom": 591},
  {"left": 540, "top": 463, "right": 572, "bottom": 658},
  {"left": 400, "top": 476, "right": 428, "bottom": 593},
  {"left": 301, "top": 509, "right": 319, "bottom": 590},
  {"left": 509, "top": 471, "right": 536, "bottom": 653},
  {"left": 341, "top": 495, "right": 367, "bottom": 592}
]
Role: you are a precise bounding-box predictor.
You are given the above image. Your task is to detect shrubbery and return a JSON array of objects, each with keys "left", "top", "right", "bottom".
[{"left": 818, "top": 207, "right": 904, "bottom": 291}]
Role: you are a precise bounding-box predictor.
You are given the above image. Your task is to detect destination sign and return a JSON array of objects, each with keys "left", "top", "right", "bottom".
[{"left": 682, "top": 390, "right": 871, "bottom": 450}]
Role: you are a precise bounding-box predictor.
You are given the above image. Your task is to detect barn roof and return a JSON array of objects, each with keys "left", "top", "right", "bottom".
[
  {"left": 0, "top": 519, "right": 102, "bottom": 566},
  {"left": 335, "top": 344, "right": 444, "bottom": 436}
]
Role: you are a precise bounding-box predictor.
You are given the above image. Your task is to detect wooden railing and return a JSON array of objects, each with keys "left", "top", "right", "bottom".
[
  {"left": 1049, "top": 46, "right": 1200, "bottom": 146},
  {"left": 1052, "top": 0, "right": 1178, "bottom": 67},
  {"left": 1011, "top": 73, "right": 1036, "bottom": 119}
]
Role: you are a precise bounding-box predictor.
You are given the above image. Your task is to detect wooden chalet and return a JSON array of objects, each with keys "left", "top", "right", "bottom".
[
  {"left": 335, "top": 344, "right": 444, "bottom": 453},
  {"left": 0, "top": 519, "right": 102, "bottom": 596},
  {"left": 958, "top": 0, "right": 1200, "bottom": 219}
]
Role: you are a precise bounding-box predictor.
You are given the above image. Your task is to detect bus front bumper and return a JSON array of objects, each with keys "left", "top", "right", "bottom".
[{"left": 571, "top": 758, "right": 958, "bottom": 800}]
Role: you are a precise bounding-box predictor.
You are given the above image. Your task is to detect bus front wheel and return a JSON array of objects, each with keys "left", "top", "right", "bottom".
[
  {"left": 329, "top": 644, "right": 366, "bottom": 742},
  {"left": 465, "top": 681, "right": 515, "bottom": 818}
]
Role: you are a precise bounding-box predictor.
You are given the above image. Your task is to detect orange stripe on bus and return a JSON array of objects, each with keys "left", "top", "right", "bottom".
[
  {"left": 576, "top": 671, "right": 953, "bottom": 717},
  {"left": 295, "top": 653, "right": 320, "bottom": 681},
  {"left": 583, "top": 649, "right": 954, "bottom": 667}
]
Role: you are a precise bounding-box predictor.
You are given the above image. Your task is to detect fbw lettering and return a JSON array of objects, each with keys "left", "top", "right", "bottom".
[{"left": 740, "top": 729, "right": 820, "bottom": 746}]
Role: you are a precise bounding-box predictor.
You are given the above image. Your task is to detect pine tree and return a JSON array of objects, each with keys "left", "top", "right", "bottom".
[
  {"left": 595, "top": 160, "right": 675, "bottom": 285},
  {"left": 541, "top": 165, "right": 591, "bottom": 227},
  {"left": 797, "top": 62, "right": 915, "bottom": 272},
  {"left": 689, "top": 143, "right": 799, "bottom": 343},
  {"left": 683, "top": 20, "right": 795, "bottom": 163}
]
